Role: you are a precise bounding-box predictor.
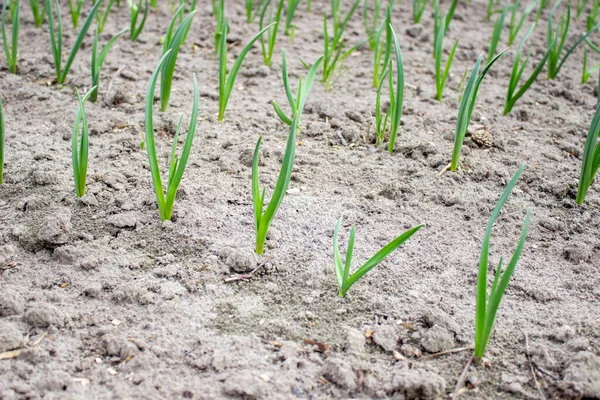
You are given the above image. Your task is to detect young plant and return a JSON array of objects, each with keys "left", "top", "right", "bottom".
[
  {"left": 245, "top": 0, "right": 260, "bottom": 23},
  {"left": 387, "top": 23, "right": 404, "bottom": 153},
  {"left": 272, "top": 50, "right": 324, "bottom": 126},
  {"left": 488, "top": 6, "right": 509, "bottom": 61},
  {"left": 96, "top": 0, "right": 115, "bottom": 34},
  {"left": 68, "top": 0, "right": 84, "bottom": 29},
  {"left": 434, "top": 17, "right": 458, "bottom": 101},
  {"left": 363, "top": 0, "right": 394, "bottom": 50},
  {"left": 72, "top": 86, "right": 97, "bottom": 197},
  {"left": 284, "top": 0, "right": 301, "bottom": 39},
  {"left": 129, "top": 0, "right": 148, "bottom": 41},
  {"left": 47, "top": 0, "right": 102, "bottom": 84},
  {"left": 160, "top": 9, "right": 197, "bottom": 111},
  {"left": 582, "top": 48, "right": 600, "bottom": 83},
  {"left": 587, "top": 0, "right": 599, "bottom": 30},
  {"left": 432, "top": 0, "right": 458, "bottom": 55},
  {"left": 29, "top": 0, "right": 46, "bottom": 27},
  {"left": 508, "top": 0, "right": 537, "bottom": 46},
  {"left": 251, "top": 118, "right": 297, "bottom": 255},
  {"left": 333, "top": 218, "right": 421, "bottom": 297},
  {"left": 474, "top": 164, "right": 531, "bottom": 361},
  {"left": 0, "top": 96, "right": 4, "bottom": 185},
  {"left": 321, "top": 0, "right": 361, "bottom": 90},
  {"left": 218, "top": 18, "right": 274, "bottom": 121},
  {"left": 413, "top": 0, "right": 429, "bottom": 23},
  {"left": 372, "top": 4, "right": 392, "bottom": 88},
  {"left": 576, "top": 101, "right": 600, "bottom": 204},
  {"left": 504, "top": 24, "right": 552, "bottom": 114},
  {"left": 1, "top": 0, "right": 18, "bottom": 74},
  {"left": 451, "top": 51, "right": 506, "bottom": 171},
  {"left": 91, "top": 28, "right": 128, "bottom": 103},
  {"left": 373, "top": 61, "right": 392, "bottom": 146},
  {"left": 577, "top": 0, "right": 589, "bottom": 18},
  {"left": 214, "top": 0, "right": 225, "bottom": 54},
  {"left": 145, "top": 51, "right": 200, "bottom": 221},
  {"left": 259, "top": 0, "right": 284, "bottom": 67},
  {"left": 547, "top": 0, "right": 600, "bottom": 79}
]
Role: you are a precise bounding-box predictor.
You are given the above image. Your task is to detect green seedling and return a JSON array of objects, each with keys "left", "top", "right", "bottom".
[
  {"left": 72, "top": 86, "right": 97, "bottom": 197},
  {"left": 47, "top": 0, "right": 102, "bottom": 84},
  {"left": 434, "top": 17, "right": 458, "bottom": 101},
  {"left": 96, "top": 0, "right": 115, "bottom": 34},
  {"left": 372, "top": 4, "right": 392, "bottom": 88},
  {"left": 145, "top": 51, "right": 200, "bottom": 221},
  {"left": 284, "top": 0, "right": 300, "bottom": 39},
  {"left": 413, "top": 0, "right": 428, "bottom": 23},
  {"left": 534, "top": 0, "right": 550, "bottom": 21},
  {"left": 374, "top": 61, "right": 392, "bottom": 146},
  {"left": 582, "top": 48, "right": 600, "bottom": 83},
  {"left": 387, "top": 23, "right": 404, "bottom": 153},
  {"left": 129, "top": 0, "right": 148, "bottom": 41},
  {"left": 251, "top": 118, "right": 297, "bottom": 255},
  {"left": 547, "top": 0, "right": 600, "bottom": 79},
  {"left": 588, "top": 0, "right": 599, "bottom": 30},
  {"left": 160, "top": 8, "right": 197, "bottom": 111},
  {"left": 333, "top": 218, "right": 421, "bottom": 297},
  {"left": 214, "top": 0, "right": 225, "bottom": 54},
  {"left": 433, "top": 0, "right": 458, "bottom": 55},
  {"left": 322, "top": 0, "right": 361, "bottom": 90},
  {"left": 91, "top": 27, "right": 128, "bottom": 103},
  {"left": 504, "top": 24, "right": 552, "bottom": 114},
  {"left": 245, "top": 0, "right": 260, "bottom": 23},
  {"left": 488, "top": 6, "right": 509, "bottom": 61},
  {"left": 474, "top": 164, "right": 531, "bottom": 361},
  {"left": 272, "top": 50, "right": 323, "bottom": 126},
  {"left": 68, "top": 0, "right": 84, "bottom": 29},
  {"left": 577, "top": 0, "right": 589, "bottom": 18},
  {"left": 0, "top": 96, "right": 4, "bottom": 185},
  {"left": 451, "top": 51, "right": 507, "bottom": 171},
  {"left": 29, "top": 0, "right": 46, "bottom": 27},
  {"left": 1, "top": 0, "right": 18, "bottom": 74},
  {"left": 363, "top": 0, "right": 394, "bottom": 50},
  {"left": 218, "top": 18, "right": 273, "bottom": 121},
  {"left": 259, "top": 0, "right": 284, "bottom": 66},
  {"left": 508, "top": 0, "right": 537, "bottom": 46},
  {"left": 576, "top": 101, "right": 600, "bottom": 204}
]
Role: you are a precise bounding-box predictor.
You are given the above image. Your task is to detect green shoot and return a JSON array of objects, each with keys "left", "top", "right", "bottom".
[
  {"left": 245, "top": 0, "right": 259, "bottom": 23},
  {"left": 547, "top": 0, "right": 600, "bottom": 79},
  {"left": 284, "top": 0, "right": 301, "bottom": 39},
  {"left": 160, "top": 8, "right": 197, "bottom": 112},
  {"left": 374, "top": 61, "right": 392, "bottom": 146},
  {"left": 488, "top": 6, "right": 509, "bottom": 61},
  {"left": 508, "top": 0, "right": 537, "bottom": 46},
  {"left": 1, "top": 0, "right": 18, "bottom": 74},
  {"left": 433, "top": 0, "right": 458, "bottom": 55},
  {"left": 333, "top": 218, "right": 421, "bottom": 297},
  {"left": 576, "top": 101, "right": 600, "bottom": 204},
  {"left": 68, "top": 0, "right": 84, "bottom": 30},
  {"left": 363, "top": 0, "right": 394, "bottom": 50},
  {"left": 96, "top": 0, "right": 115, "bottom": 34},
  {"left": 129, "top": 0, "right": 148, "bottom": 41},
  {"left": 413, "top": 0, "right": 429, "bottom": 23},
  {"left": 259, "top": 0, "right": 284, "bottom": 67},
  {"left": 504, "top": 24, "right": 552, "bottom": 114},
  {"left": 218, "top": 18, "right": 274, "bottom": 121},
  {"left": 372, "top": 4, "right": 392, "bottom": 88},
  {"left": 47, "top": 0, "right": 102, "bottom": 84},
  {"left": 534, "top": 0, "right": 550, "bottom": 22},
  {"left": 145, "top": 51, "right": 200, "bottom": 221},
  {"left": 486, "top": 0, "right": 493, "bottom": 20},
  {"left": 72, "top": 86, "right": 97, "bottom": 197},
  {"left": 582, "top": 48, "right": 600, "bottom": 83},
  {"left": 451, "top": 51, "right": 507, "bottom": 171},
  {"left": 29, "top": 0, "right": 46, "bottom": 27},
  {"left": 322, "top": 0, "right": 361, "bottom": 90},
  {"left": 91, "top": 28, "right": 128, "bottom": 103},
  {"left": 387, "top": 23, "right": 404, "bottom": 153},
  {"left": 577, "top": 0, "right": 589, "bottom": 18},
  {"left": 0, "top": 96, "right": 4, "bottom": 185},
  {"left": 588, "top": 0, "right": 599, "bottom": 30},
  {"left": 434, "top": 16, "right": 458, "bottom": 100},
  {"left": 272, "top": 50, "right": 324, "bottom": 126},
  {"left": 214, "top": 0, "right": 225, "bottom": 54},
  {"left": 474, "top": 164, "right": 531, "bottom": 361}
]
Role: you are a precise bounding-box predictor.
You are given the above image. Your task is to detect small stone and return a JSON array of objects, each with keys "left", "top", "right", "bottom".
[
  {"left": 385, "top": 368, "right": 446, "bottom": 399},
  {"left": 24, "top": 303, "right": 65, "bottom": 328},
  {"left": 221, "top": 247, "right": 257, "bottom": 273},
  {"left": 373, "top": 325, "right": 398, "bottom": 352},
  {"left": 345, "top": 328, "right": 366, "bottom": 356},
  {"left": 119, "top": 69, "right": 139, "bottom": 81},
  {"left": 322, "top": 358, "right": 357, "bottom": 390},
  {"left": 38, "top": 208, "right": 72, "bottom": 246},
  {"left": 0, "top": 323, "right": 23, "bottom": 352},
  {"left": 0, "top": 289, "right": 24, "bottom": 316},
  {"left": 421, "top": 325, "right": 455, "bottom": 353},
  {"left": 471, "top": 129, "right": 493, "bottom": 148}
]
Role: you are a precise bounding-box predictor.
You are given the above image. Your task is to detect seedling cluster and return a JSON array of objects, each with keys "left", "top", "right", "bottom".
[{"left": 0, "top": 0, "right": 598, "bottom": 394}]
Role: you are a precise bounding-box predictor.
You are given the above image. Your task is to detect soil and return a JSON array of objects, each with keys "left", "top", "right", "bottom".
[{"left": 1, "top": 0, "right": 600, "bottom": 399}]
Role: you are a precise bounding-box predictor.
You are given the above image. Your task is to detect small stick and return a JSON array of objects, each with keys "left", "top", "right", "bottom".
[
  {"left": 224, "top": 256, "right": 272, "bottom": 283},
  {"left": 438, "top": 162, "right": 451, "bottom": 176},
  {"left": 524, "top": 331, "right": 546, "bottom": 400},
  {"left": 535, "top": 366, "right": 559, "bottom": 381},
  {"left": 452, "top": 355, "right": 474, "bottom": 400},
  {"left": 31, "top": 331, "right": 48, "bottom": 347},
  {"left": 418, "top": 345, "right": 474, "bottom": 361}
]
